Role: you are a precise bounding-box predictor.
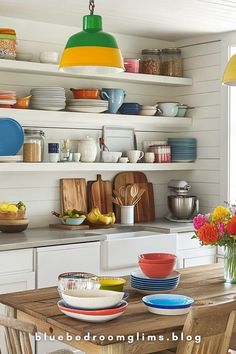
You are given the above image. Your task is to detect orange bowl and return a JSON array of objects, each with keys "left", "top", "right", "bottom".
[
  {"left": 138, "top": 260, "right": 175, "bottom": 278},
  {"left": 13, "top": 96, "right": 31, "bottom": 109},
  {"left": 70, "top": 88, "right": 100, "bottom": 100},
  {"left": 138, "top": 253, "right": 176, "bottom": 264}
]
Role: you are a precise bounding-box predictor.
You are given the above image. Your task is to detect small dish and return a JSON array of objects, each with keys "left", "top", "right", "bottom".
[
  {"left": 98, "top": 277, "right": 126, "bottom": 292},
  {"left": 144, "top": 305, "right": 191, "bottom": 315},
  {"left": 61, "top": 289, "right": 124, "bottom": 309}
]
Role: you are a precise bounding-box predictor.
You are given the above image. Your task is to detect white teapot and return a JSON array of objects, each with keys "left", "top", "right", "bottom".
[{"left": 78, "top": 137, "right": 97, "bottom": 162}]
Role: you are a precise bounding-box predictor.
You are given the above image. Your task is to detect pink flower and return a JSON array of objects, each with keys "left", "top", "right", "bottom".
[
  {"left": 193, "top": 214, "right": 208, "bottom": 230},
  {"left": 217, "top": 222, "right": 225, "bottom": 236}
]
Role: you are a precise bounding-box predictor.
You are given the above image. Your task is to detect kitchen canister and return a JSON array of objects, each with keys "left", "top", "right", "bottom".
[
  {"left": 140, "top": 49, "right": 161, "bottom": 75},
  {"left": 161, "top": 48, "right": 183, "bottom": 77},
  {"left": 23, "top": 129, "right": 45, "bottom": 162},
  {"left": 121, "top": 205, "right": 134, "bottom": 225},
  {"left": 78, "top": 137, "right": 97, "bottom": 162},
  {"left": 0, "top": 28, "right": 16, "bottom": 60}
]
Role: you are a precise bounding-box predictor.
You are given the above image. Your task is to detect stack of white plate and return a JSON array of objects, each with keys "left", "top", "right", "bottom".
[
  {"left": 30, "top": 87, "right": 66, "bottom": 111},
  {"left": 66, "top": 99, "right": 108, "bottom": 113}
]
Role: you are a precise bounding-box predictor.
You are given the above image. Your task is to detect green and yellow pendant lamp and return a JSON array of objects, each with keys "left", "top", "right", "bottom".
[{"left": 59, "top": 0, "right": 124, "bottom": 74}]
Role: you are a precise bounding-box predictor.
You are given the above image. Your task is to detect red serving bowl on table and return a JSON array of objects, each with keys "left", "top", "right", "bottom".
[
  {"left": 138, "top": 253, "right": 176, "bottom": 264},
  {"left": 138, "top": 260, "right": 176, "bottom": 278}
]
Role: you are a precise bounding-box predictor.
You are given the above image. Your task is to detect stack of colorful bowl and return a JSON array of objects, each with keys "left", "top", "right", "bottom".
[
  {"left": 130, "top": 253, "right": 180, "bottom": 294},
  {"left": 0, "top": 90, "right": 16, "bottom": 108},
  {"left": 142, "top": 294, "right": 194, "bottom": 315},
  {"left": 58, "top": 272, "right": 128, "bottom": 322}
]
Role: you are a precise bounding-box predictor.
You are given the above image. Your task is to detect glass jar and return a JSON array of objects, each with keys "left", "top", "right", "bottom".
[
  {"left": 23, "top": 129, "right": 45, "bottom": 162},
  {"left": 224, "top": 244, "right": 236, "bottom": 284},
  {"left": 161, "top": 48, "right": 183, "bottom": 77},
  {"left": 0, "top": 28, "right": 16, "bottom": 60},
  {"left": 140, "top": 49, "right": 161, "bottom": 75}
]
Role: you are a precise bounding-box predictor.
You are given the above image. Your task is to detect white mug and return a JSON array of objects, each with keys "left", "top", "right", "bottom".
[
  {"left": 127, "top": 150, "right": 144, "bottom": 163},
  {"left": 119, "top": 157, "right": 129, "bottom": 163},
  {"left": 144, "top": 152, "right": 155, "bottom": 163},
  {"left": 73, "top": 152, "right": 81, "bottom": 162}
]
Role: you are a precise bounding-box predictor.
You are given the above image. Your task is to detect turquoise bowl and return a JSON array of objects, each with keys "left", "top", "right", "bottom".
[{"left": 61, "top": 217, "right": 86, "bottom": 226}]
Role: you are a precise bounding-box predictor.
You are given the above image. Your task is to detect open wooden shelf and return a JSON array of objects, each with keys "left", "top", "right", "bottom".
[
  {"left": 0, "top": 162, "right": 196, "bottom": 173},
  {"left": 0, "top": 59, "right": 193, "bottom": 86},
  {"left": 0, "top": 108, "right": 192, "bottom": 132}
]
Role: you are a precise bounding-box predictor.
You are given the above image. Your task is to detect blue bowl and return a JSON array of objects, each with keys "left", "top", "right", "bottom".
[
  {"left": 142, "top": 294, "right": 194, "bottom": 309},
  {"left": 119, "top": 103, "right": 141, "bottom": 115},
  {"left": 61, "top": 217, "right": 86, "bottom": 226}
]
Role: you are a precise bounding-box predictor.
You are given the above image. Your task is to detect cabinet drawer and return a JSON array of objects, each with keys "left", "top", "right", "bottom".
[
  {"left": 0, "top": 272, "right": 35, "bottom": 294},
  {"left": 37, "top": 242, "right": 100, "bottom": 288},
  {"left": 0, "top": 249, "right": 34, "bottom": 275},
  {"left": 183, "top": 255, "right": 215, "bottom": 267}
]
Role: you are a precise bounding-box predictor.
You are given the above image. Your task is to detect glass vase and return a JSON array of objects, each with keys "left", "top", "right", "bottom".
[{"left": 224, "top": 244, "right": 236, "bottom": 284}]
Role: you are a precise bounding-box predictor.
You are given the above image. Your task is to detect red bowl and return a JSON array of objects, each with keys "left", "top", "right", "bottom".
[
  {"left": 138, "top": 260, "right": 175, "bottom": 278},
  {"left": 138, "top": 253, "right": 176, "bottom": 264}
]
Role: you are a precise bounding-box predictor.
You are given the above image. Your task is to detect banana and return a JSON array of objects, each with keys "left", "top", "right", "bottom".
[{"left": 87, "top": 208, "right": 115, "bottom": 225}]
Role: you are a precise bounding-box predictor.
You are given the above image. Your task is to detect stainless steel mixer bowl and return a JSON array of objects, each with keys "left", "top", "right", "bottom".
[{"left": 168, "top": 195, "right": 198, "bottom": 219}]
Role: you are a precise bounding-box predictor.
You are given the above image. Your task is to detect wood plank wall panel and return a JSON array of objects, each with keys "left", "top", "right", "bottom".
[{"left": 173, "top": 40, "right": 222, "bottom": 214}]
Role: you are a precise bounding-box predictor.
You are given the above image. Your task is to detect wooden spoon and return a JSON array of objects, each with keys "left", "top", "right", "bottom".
[
  {"left": 113, "top": 190, "right": 123, "bottom": 205},
  {"left": 130, "top": 184, "right": 139, "bottom": 203},
  {"left": 132, "top": 189, "right": 146, "bottom": 205}
]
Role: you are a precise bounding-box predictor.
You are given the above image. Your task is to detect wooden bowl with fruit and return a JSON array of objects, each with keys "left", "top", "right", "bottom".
[{"left": 0, "top": 201, "right": 26, "bottom": 220}]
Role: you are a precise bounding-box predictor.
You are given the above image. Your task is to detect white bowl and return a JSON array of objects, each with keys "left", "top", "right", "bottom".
[
  {"left": 102, "top": 151, "right": 122, "bottom": 163},
  {"left": 61, "top": 289, "right": 124, "bottom": 309},
  {"left": 140, "top": 109, "right": 156, "bottom": 116},
  {"left": 157, "top": 102, "right": 179, "bottom": 117},
  {"left": 39, "top": 51, "right": 59, "bottom": 64},
  {"left": 16, "top": 52, "right": 33, "bottom": 61},
  {"left": 145, "top": 305, "right": 191, "bottom": 316}
]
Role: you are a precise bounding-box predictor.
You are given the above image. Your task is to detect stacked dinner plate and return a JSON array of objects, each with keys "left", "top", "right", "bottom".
[
  {"left": 30, "top": 87, "right": 66, "bottom": 111},
  {"left": 0, "top": 90, "right": 16, "bottom": 108},
  {"left": 131, "top": 271, "right": 180, "bottom": 294},
  {"left": 66, "top": 99, "right": 108, "bottom": 113},
  {"left": 168, "top": 138, "right": 197, "bottom": 162}
]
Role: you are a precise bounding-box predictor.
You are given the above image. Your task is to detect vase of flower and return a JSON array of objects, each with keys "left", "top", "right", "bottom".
[
  {"left": 192, "top": 205, "right": 236, "bottom": 284},
  {"left": 224, "top": 244, "right": 236, "bottom": 283}
]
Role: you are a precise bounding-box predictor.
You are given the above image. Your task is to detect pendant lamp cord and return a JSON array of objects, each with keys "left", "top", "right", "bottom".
[{"left": 89, "top": 0, "right": 95, "bottom": 15}]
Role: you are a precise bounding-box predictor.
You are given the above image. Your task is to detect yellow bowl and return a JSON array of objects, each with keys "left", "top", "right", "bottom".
[{"left": 98, "top": 277, "right": 126, "bottom": 292}]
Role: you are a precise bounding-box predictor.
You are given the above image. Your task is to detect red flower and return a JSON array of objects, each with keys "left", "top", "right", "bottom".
[
  {"left": 198, "top": 224, "right": 219, "bottom": 245},
  {"left": 226, "top": 221, "right": 236, "bottom": 235}
]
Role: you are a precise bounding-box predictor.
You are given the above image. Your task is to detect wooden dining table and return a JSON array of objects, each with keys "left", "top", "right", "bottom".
[{"left": 0, "top": 264, "right": 236, "bottom": 354}]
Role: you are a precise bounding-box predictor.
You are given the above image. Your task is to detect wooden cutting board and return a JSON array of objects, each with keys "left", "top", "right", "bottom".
[
  {"left": 113, "top": 172, "right": 155, "bottom": 222},
  {"left": 60, "top": 178, "right": 87, "bottom": 213},
  {"left": 87, "top": 174, "right": 113, "bottom": 214},
  {"left": 134, "top": 182, "right": 155, "bottom": 222},
  {"left": 49, "top": 224, "right": 89, "bottom": 230}
]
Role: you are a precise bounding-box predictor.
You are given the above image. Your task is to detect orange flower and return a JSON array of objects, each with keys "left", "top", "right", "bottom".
[{"left": 198, "top": 224, "right": 219, "bottom": 245}]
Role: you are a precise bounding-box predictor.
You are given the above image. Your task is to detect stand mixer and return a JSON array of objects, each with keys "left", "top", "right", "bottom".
[{"left": 166, "top": 180, "right": 199, "bottom": 222}]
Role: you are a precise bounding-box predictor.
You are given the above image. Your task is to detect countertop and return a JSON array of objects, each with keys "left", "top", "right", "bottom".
[{"left": 0, "top": 219, "right": 194, "bottom": 252}]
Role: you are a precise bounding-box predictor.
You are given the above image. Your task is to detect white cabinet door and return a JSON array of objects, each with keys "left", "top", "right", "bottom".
[
  {"left": 36, "top": 242, "right": 100, "bottom": 288},
  {"left": 0, "top": 272, "right": 35, "bottom": 354}
]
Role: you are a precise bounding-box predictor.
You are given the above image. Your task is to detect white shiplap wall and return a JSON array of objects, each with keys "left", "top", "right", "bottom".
[
  {"left": 173, "top": 40, "right": 222, "bottom": 213},
  {"left": 0, "top": 17, "right": 224, "bottom": 226},
  {"left": 0, "top": 16, "right": 184, "bottom": 227}
]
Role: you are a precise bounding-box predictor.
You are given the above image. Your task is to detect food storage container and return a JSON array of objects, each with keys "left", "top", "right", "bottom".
[
  {"left": 161, "top": 48, "right": 183, "bottom": 77},
  {"left": 148, "top": 144, "right": 171, "bottom": 163},
  {"left": 140, "top": 49, "right": 161, "bottom": 75},
  {"left": 23, "top": 129, "right": 45, "bottom": 162},
  {"left": 78, "top": 136, "right": 97, "bottom": 162},
  {"left": 124, "top": 58, "right": 140, "bottom": 73},
  {"left": 0, "top": 28, "right": 16, "bottom": 60}
]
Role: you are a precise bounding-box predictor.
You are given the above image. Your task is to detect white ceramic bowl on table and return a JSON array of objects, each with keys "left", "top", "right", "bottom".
[
  {"left": 61, "top": 289, "right": 124, "bottom": 309},
  {"left": 102, "top": 151, "right": 122, "bottom": 163}
]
